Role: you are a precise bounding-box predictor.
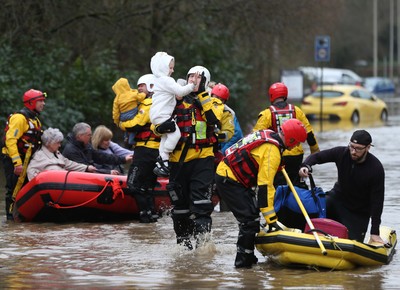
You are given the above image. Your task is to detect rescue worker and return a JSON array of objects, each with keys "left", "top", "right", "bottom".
[
  {"left": 215, "top": 119, "right": 307, "bottom": 268},
  {"left": 210, "top": 83, "right": 241, "bottom": 212},
  {"left": 167, "top": 65, "right": 224, "bottom": 250},
  {"left": 119, "top": 74, "right": 160, "bottom": 223},
  {"left": 1, "top": 89, "right": 46, "bottom": 220},
  {"left": 211, "top": 83, "right": 243, "bottom": 155},
  {"left": 253, "top": 82, "right": 319, "bottom": 186}
]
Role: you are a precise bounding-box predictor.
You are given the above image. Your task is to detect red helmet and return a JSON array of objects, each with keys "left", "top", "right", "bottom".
[
  {"left": 280, "top": 119, "right": 307, "bottom": 147},
  {"left": 23, "top": 89, "right": 46, "bottom": 111},
  {"left": 269, "top": 82, "right": 288, "bottom": 103},
  {"left": 211, "top": 83, "right": 230, "bottom": 102}
]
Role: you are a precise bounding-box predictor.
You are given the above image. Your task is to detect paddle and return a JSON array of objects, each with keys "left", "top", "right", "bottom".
[
  {"left": 281, "top": 167, "right": 327, "bottom": 256},
  {"left": 10, "top": 144, "right": 33, "bottom": 214}
]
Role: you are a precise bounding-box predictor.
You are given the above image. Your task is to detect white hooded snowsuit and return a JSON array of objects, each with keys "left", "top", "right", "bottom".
[{"left": 149, "top": 52, "right": 195, "bottom": 161}]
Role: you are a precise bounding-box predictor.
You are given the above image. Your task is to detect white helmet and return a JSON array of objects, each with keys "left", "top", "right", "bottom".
[
  {"left": 186, "top": 66, "right": 211, "bottom": 88},
  {"left": 137, "top": 74, "right": 155, "bottom": 93}
]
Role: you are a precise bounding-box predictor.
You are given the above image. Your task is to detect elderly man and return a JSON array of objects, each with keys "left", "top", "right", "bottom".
[{"left": 62, "top": 122, "right": 132, "bottom": 175}]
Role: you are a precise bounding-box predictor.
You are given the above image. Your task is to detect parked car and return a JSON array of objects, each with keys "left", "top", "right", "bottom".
[
  {"left": 301, "top": 85, "right": 388, "bottom": 123},
  {"left": 364, "top": 77, "right": 395, "bottom": 98},
  {"left": 299, "top": 67, "right": 363, "bottom": 86}
]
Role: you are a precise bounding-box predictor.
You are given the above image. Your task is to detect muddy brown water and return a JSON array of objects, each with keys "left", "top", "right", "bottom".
[{"left": 1, "top": 118, "right": 399, "bottom": 289}]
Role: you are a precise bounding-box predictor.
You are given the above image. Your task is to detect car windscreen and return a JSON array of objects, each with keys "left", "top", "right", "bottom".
[{"left": 311, "top": 91, "right": 344, "bottom": 98}]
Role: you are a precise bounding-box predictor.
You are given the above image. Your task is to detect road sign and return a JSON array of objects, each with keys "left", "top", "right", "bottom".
[{"left": 315, "top": 35, "right": 330, "bottom": 62}]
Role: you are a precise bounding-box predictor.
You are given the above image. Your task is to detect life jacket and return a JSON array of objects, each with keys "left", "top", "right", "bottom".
[
  {"left": 269, "top": 103, "right": 296, "bottom": 133},
  {"left": 174, "top": 101, "right": 217, "bottom": 149},
  {"left": 2, "top": 108, "right": 42, "bottom": 156},
  {"left": 224, "top": 130, "right": 281, "bottom": 187},
  {"left": 134, "top": 123, "right": 161, "bottom": 143}
]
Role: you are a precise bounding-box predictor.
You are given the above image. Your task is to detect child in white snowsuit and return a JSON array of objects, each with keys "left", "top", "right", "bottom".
[{"left": 149, "top": 51, "right": 197, "bottom": 176}]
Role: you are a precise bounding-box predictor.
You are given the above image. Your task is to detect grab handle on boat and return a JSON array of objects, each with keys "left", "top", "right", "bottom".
[{"left": 281, "top": 168, "right": 328, "bottom": 256}]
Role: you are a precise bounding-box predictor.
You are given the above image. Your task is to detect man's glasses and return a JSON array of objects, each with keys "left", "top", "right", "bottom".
[{"left": 348, "top": 143, "right": 367, "bottom": 153}]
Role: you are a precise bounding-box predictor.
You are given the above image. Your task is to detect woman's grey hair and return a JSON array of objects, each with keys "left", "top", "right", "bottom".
[
  {"left": 72, "top": 122, "right": 91, "bottom": 137},
  {"left": 41, "top": 127, "right": 64, "bottom": 146}
]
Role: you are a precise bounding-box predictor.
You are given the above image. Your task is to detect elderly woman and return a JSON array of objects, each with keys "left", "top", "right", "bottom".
[
  {"left": 27, "top": 127, "right": 96, "bottom": 180},
  {"left": 91, "top": 125, "right": 133, "bottom": 174}
]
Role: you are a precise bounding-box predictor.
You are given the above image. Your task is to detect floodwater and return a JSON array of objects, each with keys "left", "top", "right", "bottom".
[{"left": 1, "top": 118, "right": 400, "bottom": 289}]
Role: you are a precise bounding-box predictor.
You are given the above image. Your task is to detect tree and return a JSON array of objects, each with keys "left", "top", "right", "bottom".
[{"left": 1, "top": 0, "right": 387, "bottom": 135}]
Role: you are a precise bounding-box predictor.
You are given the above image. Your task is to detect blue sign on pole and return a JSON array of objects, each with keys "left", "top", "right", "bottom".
[{"left": 315, "top": 35, "right": 330, "bottom": 62}]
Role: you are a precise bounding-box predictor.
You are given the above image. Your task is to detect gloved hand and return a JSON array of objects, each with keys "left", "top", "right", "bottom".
[
  {"left": 298, "top": 164, "right": 312, "bottom": 177},
  {"left": 155, "top": 119, "right": 176, "bottom": 134},
  {"left": 198, "top": 72, "right": 207, "bottom": 93},
  {"left": 192, "top": 96, "right": 203, "bottom": 109},
  {"left": 217, "top": 132, "right": 227, "bottom": 142},
  {"left": 260, "top": 205, "right": 277, "bottom": 225},
  {"left": 267, "top": 221, "right": 283, "bottom": 232}
]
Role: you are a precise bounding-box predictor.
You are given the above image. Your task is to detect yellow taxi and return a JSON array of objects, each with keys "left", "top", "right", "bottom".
[{"left": 301, "top": 85, "right": 388, "bottom": 123}]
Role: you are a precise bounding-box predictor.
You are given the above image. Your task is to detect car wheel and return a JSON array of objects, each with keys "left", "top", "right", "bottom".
[
  {"left": 351, "top": 111, "right": 360, "bottom": 124},
  {"left": 380, "top": 109, "right": 388, "bottom": 122}
]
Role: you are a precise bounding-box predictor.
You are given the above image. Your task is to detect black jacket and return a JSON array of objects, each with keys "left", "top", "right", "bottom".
[
  {"left": 62, "top": 133, "right": 126, "bottom": 174},
  {"left": 302, "top": 146, "right": 385, "bottom": 235}
]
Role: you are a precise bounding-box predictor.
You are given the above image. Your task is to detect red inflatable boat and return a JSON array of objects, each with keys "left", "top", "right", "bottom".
[{"left": 12, "top": 171, "right": 174, "bottom": 222}]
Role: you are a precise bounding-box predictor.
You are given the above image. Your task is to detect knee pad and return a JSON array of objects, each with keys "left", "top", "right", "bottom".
[{"left": 166, "top": 182, "right": 184, "bottom": 206}]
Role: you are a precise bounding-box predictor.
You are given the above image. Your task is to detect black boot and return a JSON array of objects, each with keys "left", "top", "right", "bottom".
[
  {"left": 139, "top": 211, "right": 151, "bottom": 223},
  {"left": 177, "top": 236, "right": 193, "bottom": 250},
  {"left": 130, "top": 187, "right": 157, "bottom": 223},
  {"left": 234, "top": 222, "right": 259, "bottom": 268},
  {"left": 145, "top": 189, "right": 159, "bottom": 221},
  {"left": 5, "top": 194, "right": 14, "bottom": 221},
  {"left": 139, "top": 211, "right": 157, "bottom": 223},
  {"left": 147, "top": 210, "right": 158, "bottom": 223},
  {"left": 172, "top": 212, "right": 194, "bottom": 250},
  {"left": 234, "top": 252, "right": 258, "bottom": 268},
  {"left": 153, "top": 156, "right": 170, "bottom": 177},
  {"left": 150, "top": 211, "right": 159, "bottom": 222},
  {"left": 193, "top": 216, "right": 212, "bottom": 248}
]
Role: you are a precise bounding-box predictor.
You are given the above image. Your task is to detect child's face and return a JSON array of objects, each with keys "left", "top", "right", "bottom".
[{"left": 168, "top": 60, "right": 175, "bottom": 76}]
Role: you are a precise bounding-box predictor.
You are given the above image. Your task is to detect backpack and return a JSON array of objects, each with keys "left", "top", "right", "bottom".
[{"left": 274, "top": 175, "right": 326, "bottom": 230}]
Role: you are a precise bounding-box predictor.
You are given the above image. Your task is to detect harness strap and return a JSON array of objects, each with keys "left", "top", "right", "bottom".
[{"left": 10, "top": 144, "right": 33, "bottom": 213}]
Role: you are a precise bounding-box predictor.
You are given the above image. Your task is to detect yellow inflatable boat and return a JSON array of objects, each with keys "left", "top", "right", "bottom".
[{"left": 255, "top": 225, "right": 397, "bottom": 270}]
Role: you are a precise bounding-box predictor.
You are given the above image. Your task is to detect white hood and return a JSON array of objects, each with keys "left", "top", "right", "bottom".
[{"left": 150, "top": 52, "right": 174, "bottom": 78}]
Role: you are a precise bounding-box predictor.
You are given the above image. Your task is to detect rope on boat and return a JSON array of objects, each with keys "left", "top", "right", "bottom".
[
  {"left": 327, "top": 235, "right": 346, "bottom": 271},
  {"left": 305, "top": 230, "right": 347, "bottom": 271},
  {"left": 52, "top": 170, "right": 72, "bottom": 205},
  {"left": 47, "top": 178, "right": 124, "bottom": 209},
  {"left": 111, "top": 177, "right": 125, "bottom": 200}
]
